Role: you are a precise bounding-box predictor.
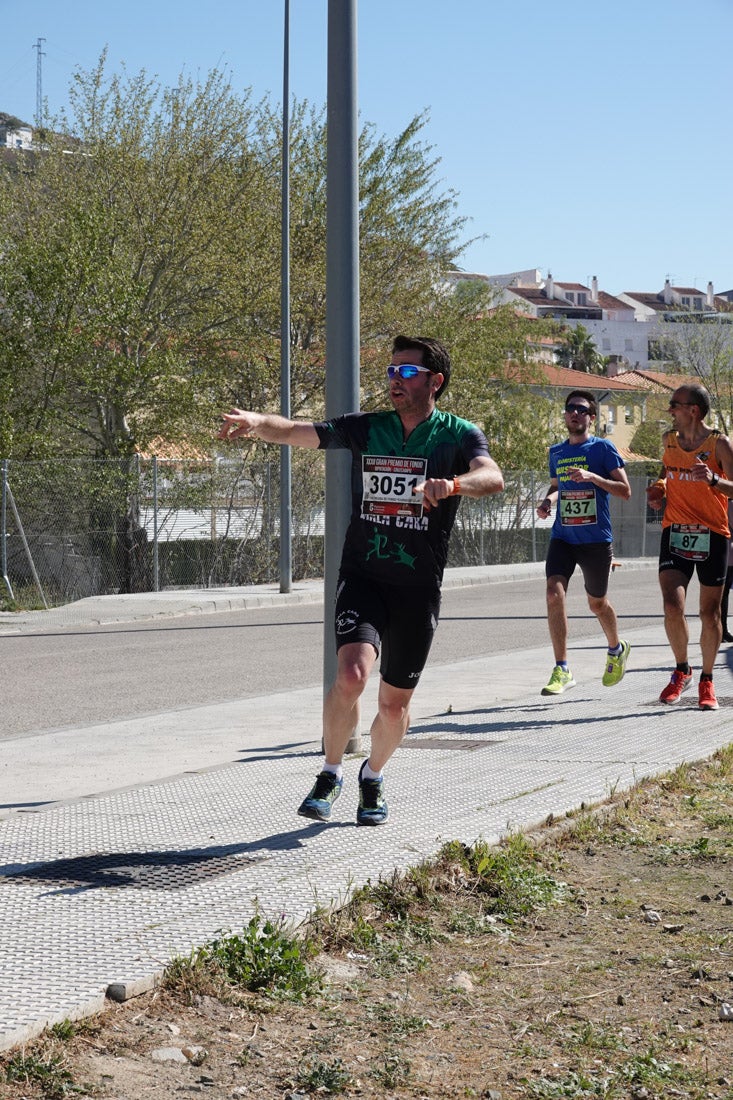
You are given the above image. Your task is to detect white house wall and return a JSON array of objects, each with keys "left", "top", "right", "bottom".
[{"left": 565, "top": 317, "right": 651, "bottom": 370}]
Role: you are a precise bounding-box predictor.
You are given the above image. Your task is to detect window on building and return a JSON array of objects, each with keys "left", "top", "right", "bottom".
[
  {"left": 681, "top": 296, "right": 690, "bottom": 307},
  {"left": 602, "top": 338, "right": 611, "bottom": 351},
  {"left": 624, "top": 406, "right": 634, "bottom": 424},
  {"left": 578, "top": 292, "right": 587, "bottom": 305},
  {"left": 624, "top": 339, "right": 633, "bottom": 351}
]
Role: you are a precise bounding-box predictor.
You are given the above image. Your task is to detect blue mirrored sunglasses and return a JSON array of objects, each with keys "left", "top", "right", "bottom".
[{"left": 387, "top": 364, "right": 432, "bottom": 380}]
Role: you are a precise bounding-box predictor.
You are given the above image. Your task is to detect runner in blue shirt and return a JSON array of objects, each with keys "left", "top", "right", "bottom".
[{"left": 536, "top": 389, "right": 631, "bottom": 697}]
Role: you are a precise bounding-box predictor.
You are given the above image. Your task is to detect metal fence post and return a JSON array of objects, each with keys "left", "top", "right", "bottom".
[
  {"left": 1, "top": 459, "right": 14, "bottom": 600},
  {"left": 152, "top": 456, "right": 160, "bottom": 591},
  {"left": 530, "top": 471, "right": 537, "bottom": 563}
]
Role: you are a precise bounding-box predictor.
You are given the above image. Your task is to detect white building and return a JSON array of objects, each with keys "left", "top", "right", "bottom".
[
  {"left": 474, "top": 269, "right": 733, "bottom": 372},
  {"left": 0, "top": 116, "right": 34, "bottom": 151}
]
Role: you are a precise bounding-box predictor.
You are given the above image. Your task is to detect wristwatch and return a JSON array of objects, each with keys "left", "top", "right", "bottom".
[{"left": 710, "top": 472, "right": 720, "bottom": 487}]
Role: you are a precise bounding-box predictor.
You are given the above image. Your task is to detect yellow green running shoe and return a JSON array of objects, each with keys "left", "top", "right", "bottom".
[
  {"left": 541, "top": 665, "right": 576, "bottom": 696},
  {"left": 602, "top": 640, "right": 630, "bottom": 687}
]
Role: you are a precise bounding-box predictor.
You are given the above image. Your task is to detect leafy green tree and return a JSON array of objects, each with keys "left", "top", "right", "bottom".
[
  {"left": 0, "top": 54, "right": 280, "bottom": 461},
  {"left": 657, "top": 315, "right": 733, "bottom": 433},
  {"left": 555, "top": 323, "right": 604, "bottom": 374},
  {"left": 422, "top": 289, "right": 558, "bottom": 471},
  {"left": 629, "top": 418, "right": 664, "bottom": 461},
  {"left": 222, "top": 107, "right": 471, "bottom": 418}
]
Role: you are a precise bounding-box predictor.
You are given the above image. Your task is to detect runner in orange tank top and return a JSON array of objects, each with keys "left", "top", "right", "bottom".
[{"left": 646, "top": 383, "right": 733, "bottom": 710}]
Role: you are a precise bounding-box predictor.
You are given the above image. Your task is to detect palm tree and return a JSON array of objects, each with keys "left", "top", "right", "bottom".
[{"left": 556, "top": 324, "right": 603, "bottom": 373}]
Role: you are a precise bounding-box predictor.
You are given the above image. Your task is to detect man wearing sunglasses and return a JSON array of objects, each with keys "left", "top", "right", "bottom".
[
  {"left": 219, "top": 335, "right": 504, "bottom": 825},
  {"left": 646, "top": 383, "right": 733, "bottom": 710},
  {"left": 536, "top": 389, "right": 631, "bottom": 697}
]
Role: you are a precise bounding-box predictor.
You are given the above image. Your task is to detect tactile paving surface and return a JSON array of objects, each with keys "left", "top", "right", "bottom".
[{"left": 1, "top": 663, "right": 731, "bottom": 1051}]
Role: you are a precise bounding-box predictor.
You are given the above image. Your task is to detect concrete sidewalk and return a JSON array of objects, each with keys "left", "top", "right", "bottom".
[{"left": 1, "top": 561, "right": 731, "bottom": 1053}]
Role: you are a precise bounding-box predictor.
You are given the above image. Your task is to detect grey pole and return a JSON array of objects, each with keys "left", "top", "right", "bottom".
[
  {"left": 279, "top": 0, "right": 293, "bottom": 593},
  {"left": 324, "top": 0, "right": 361, "bottom": 753},
  {"left": 152, "top": 456, "right": 160, "bottom": 591},
  {"left": 1, "top": 459, "right": 14, "bottom": 600}
]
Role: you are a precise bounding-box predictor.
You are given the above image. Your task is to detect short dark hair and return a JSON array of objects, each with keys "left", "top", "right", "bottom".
[
  {"left": 677, "top": 382, "right": 710, "bottom": 418},
  {"left": 565, "top": 389, "right": 596, "bottom": 416},
  {"left": 392, "top": 335, "right": 451, "bottom": 399}
]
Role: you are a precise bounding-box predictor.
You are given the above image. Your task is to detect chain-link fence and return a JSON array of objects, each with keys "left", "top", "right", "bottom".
[{"left": 1, "top": 456, "right": 660, "bottom": 610}]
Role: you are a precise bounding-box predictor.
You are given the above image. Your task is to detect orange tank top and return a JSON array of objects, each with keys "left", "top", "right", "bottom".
[{"left": 662, "top": 430, "right": 730, "bottom": 536}]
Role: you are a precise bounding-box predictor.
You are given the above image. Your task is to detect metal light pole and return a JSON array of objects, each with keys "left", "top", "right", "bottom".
[
  {"left": 279, "top": 0, "right": 292, "bottom": 592},
  {"left": 324, "top": 0, "right": 360, "bottom": 751}
]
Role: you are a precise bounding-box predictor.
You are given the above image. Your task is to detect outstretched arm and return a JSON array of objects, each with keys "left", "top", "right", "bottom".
[{"left": 218, "top": 408, "right": 320, "bottom": 449}]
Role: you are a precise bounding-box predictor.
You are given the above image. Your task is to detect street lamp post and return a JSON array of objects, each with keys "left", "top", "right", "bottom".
[{"left": 324, "top": 0, "right": 360, "bottom": 752}]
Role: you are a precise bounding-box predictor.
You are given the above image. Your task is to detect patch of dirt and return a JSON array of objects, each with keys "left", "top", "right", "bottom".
[{"left": 3, "top": 753, "right": 733, "bottom": 1099}]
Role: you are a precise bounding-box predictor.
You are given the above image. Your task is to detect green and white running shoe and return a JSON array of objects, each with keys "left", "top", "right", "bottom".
[
  {"left": 356, "top": 760, "right": 389, "bottom": 826},
  {"left": 602, "top": 639, "right": 631, "bottom": 687},
  {"left": 541, "top": 665, "right": 576, "bottom": 696},
  {"left": 297, "top": 770, "right": 342, "bottom": 821}
]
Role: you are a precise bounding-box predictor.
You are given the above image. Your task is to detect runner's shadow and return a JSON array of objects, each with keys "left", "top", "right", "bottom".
[
  {"left": 410, "top": 707, "right": 654, "bottom": 738},
  {"left": 0, "top": 821, "right": 339, "bottom": 896}
]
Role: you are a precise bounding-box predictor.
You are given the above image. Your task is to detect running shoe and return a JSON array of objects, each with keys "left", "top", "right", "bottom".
[
  {"left": 297, "top": 770, "right": 342, "bottom": 821},
  {"left": 698, "top": 679, "right": 719, "bottom": 711},
  {"left": 356, "top": 760, "right": 389, "bottom": 826},
  {"left": 602, "top": 640, "right": 631, "bottom": 687},
  {"left": 541, "top": 666, "right": 576, "bottom": 696},
  {"left": 659, "top": 669, "right": 693, "bottom": 704}
]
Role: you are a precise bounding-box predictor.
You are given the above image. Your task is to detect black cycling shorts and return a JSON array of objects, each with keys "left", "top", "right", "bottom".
[
  {"left": 334, "top": 572, "right": 441, "bottom": 690},
  {"left": 659, "top": 526, "right": 729, "bottom": 587},
  {"left": 545, "top": 538, "right": 613, "bottom": 598}
]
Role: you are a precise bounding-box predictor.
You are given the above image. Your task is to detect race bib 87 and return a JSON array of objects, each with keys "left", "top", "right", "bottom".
[{"left": 669, "top": 523, "right": 710, "bottom": 561}]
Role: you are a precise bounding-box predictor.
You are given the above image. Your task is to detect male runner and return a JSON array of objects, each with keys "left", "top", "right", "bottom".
[
  {"left": 536, "top": 389, "right": 631, "bottom": 696},
  {"left": 218, "top": 335, "right": 504, "bottom": 823},
  {"left": 646, "top": 383, "right": 733, "bottom": 710}
]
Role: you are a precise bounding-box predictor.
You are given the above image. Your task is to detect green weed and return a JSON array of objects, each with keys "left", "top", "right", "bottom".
[
  {"left": 440, "top": 833, "right": 569, "bottom": 923},
  {"left": 368, "top": 1048, "right": 412, "bottom": 1090},
  {"left": 367, "top": 1002, "right": 428, "bottom": 1038},
  {"left": 294, "top": 1054, "right": 353, "bottom": 1093},
  {"left": 2, "top": 1050, "right": 76, "bottom": 1099},
  {"left": 165, "top": 913, "right": 320, "bottom": 1002}
]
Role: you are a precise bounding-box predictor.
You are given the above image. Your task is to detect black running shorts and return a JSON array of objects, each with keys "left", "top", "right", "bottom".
[
  {"left": 334, "top": 572, "right": 441, "bottom": 690},
  {"left": 545, "top": 538, "right": 614, "bottom": 599},
  {"left": 659, "top": 526, "right": 729, "bottom": 587}
]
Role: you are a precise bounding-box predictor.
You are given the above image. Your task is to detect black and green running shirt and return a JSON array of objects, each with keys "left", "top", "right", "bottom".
[{"left": 313, "top": 408, "right": 491, "bottom": 588}]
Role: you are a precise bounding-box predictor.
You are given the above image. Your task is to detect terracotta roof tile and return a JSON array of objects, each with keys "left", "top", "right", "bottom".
[
  {"left": 502, "top": 362, "right": 649, "bottom": 392},
  {"left": 597, "top": 291, "right": 632, "bottom": 310}
]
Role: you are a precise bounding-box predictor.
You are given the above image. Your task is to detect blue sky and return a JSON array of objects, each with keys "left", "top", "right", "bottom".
[{"left": 2, "top": 0, "right": 731, "bottom": 296}]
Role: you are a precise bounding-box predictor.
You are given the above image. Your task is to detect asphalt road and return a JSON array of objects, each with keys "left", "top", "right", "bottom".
[{"left": 1, "top": 569, "right": 669, "bottom": 740}]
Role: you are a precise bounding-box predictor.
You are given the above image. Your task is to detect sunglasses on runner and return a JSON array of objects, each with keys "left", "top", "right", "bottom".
[
  {"left": 386, "top": 364, "right": 432, "bottom": 380},
  {"left": 565, "top": 403, "right": 591, "bottom": 415}
]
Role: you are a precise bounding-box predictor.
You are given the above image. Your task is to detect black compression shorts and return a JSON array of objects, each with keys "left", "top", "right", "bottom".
[
  {"left": 334, "top": 572, "right": 441, "bottom": 690},
  {"left": 545, "top": 538, "right": 613, "bottom": 598},
  {"left": 659, "top": 526, "right": 729, "bottom": 587}
]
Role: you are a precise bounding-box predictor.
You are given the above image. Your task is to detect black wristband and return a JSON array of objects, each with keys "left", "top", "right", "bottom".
[{"left": 710, "top": 472, "right": 720, "bottom": 488}]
